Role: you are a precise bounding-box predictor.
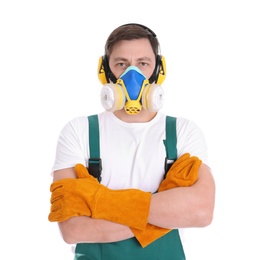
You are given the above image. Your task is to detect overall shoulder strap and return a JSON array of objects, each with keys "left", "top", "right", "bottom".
[
  {"left": 87, "top": 114, "right": 177, "bottom": 181},
  {"left": 88, "top": 114, "right": 102, "bottom": 182},
  {"left": 163, "top": 116, "right": 177, "bottom": 174}
]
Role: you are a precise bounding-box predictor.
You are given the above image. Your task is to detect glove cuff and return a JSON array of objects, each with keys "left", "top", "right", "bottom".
[{"left": 93, "top": 188, "right": 151, "bottom": 230}]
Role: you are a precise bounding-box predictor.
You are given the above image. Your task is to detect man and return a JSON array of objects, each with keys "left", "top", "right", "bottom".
[{"left": 48, "top": 23, "right": 215, "bottom": 259}]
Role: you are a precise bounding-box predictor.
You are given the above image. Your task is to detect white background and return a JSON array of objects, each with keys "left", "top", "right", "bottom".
[{"left": 1, "top": 0, "right": 253, "bottom": 259}]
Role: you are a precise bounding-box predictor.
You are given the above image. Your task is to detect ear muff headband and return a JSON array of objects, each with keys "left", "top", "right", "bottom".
[{"left": 120, "top": 23, "right": 157, "bottom": 37}]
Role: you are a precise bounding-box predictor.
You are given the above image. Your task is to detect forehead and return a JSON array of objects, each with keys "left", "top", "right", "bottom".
[{"left": 109, "top": 38, "right": 155, "bottom": 59}]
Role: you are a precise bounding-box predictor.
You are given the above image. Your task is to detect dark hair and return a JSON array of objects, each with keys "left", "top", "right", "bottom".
[{"left": 104, "top": 23, "right": 160, "bottom": 58}]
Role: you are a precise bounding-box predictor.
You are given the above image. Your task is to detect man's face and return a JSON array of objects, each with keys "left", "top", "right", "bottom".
[{"left": 108, "top": 38, "right": 156, "bottom": 80}]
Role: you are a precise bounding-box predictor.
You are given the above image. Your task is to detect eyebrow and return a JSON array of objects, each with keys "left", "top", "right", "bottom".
[
  {"left": 112, "top": 57, "right": 128, "bottom": 62},
  {"left": 137, "top": 57, "right": 153, "bottom": 62},
  {"left": 112, "top": 57, "right": 153, "bottom": 62}
]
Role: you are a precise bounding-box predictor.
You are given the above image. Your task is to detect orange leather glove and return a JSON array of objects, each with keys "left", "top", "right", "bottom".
[
  {"left": 48, "top": 166, "right": 93, "bottom": 222},
  {"left": 131, "top": 153, "right": 202, "bottom": 247},
  {"left": 49, "top": 164, "right": 152, "bottom": 230},
  {"left": 158, "top": 153, "right": 201, "bottom": 192}
]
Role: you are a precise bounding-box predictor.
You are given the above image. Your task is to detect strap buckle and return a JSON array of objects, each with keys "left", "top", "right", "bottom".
[
  {"left": 88, "top": 158, "right": 102, "bottom": 182},
  {"left": 164, "top": 157, "right": 175, "bottom": 179}
]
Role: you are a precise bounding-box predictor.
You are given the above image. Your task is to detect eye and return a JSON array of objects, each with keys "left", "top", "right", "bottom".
[
  {"left": 116, "top": 62, "right": 128, "bottom": 69},
  {"left": 139, "top": 62, "right": 148, "bottom": 67}
]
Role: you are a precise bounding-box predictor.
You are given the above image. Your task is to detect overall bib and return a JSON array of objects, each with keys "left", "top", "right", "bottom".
[
  {"left": 75, "top": 229, "right": 185, "bottom": 260},
  {"left": 74, "top": 115, "right": 185, "bottom": 260}
]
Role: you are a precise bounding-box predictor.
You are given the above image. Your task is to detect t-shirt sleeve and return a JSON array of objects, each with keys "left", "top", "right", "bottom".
[
  {"left": 51, "top": 117, "right": 89, "bottom": 173},
  {"left": 176, "top": 117, "right": 210, "bottom": 167}
]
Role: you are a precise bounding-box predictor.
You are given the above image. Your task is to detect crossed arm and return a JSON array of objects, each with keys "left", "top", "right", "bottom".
[{"left": 52, "top": 163, "right": 215, "bottom": 245}]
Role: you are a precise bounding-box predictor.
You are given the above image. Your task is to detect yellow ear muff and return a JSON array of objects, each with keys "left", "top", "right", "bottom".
[
  {"left": 97, "top": 56, "right": 108, "bottom": 85},
  {"left": 156, "top": 55, "right": 166, "bottom": 85}
]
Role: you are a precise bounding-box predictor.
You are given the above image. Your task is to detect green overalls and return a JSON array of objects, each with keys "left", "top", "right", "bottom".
[{"left": 74, "top": 115, "right": 185, "bottom": 260}]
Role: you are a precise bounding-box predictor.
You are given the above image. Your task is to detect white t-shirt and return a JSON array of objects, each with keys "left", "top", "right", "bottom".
[
  {"left": 52, "top": 111, "right": 209, "bottom": 193},
  {"left": 51, "top": 111, "right": 209, "bottom": 252}
]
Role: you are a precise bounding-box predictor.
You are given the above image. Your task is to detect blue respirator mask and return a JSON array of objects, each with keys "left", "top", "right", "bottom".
[{"left": 100, "top": 66, "right": 164, "bottom": 115}]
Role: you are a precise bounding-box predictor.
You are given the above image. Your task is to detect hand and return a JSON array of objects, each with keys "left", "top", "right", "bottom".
[
  {"left": 48, "top": 165, "right": 94, "bottom": 222},
  {"left": 49, "top": 164, "right": 151, "bottom": 230},
  {"left": 159, "top": 153, "right": 202, "bottom": 191}
]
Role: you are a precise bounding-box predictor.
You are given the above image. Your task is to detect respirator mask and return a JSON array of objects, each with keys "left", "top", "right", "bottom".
[{"left": 100, "top": 66, "right": 164, "bottom": 115}]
